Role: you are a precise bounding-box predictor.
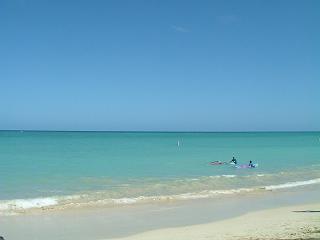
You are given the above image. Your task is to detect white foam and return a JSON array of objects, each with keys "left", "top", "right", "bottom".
[
  {"left": 2, "top": 177, "right": 320, "bottom": 215},
  {"left": 112, "top": 198, "right": 138, "bottom": 204},
  {"left": 0, "top": 197, "right": 58, "bottom": 211},
  {"left": 172, "top": 188, "right": 254, "bottom": 200},
  {"left": 264, "top": 178, "right": 320, "bottom": 190},
  {"left": 209, "top": 174, "right": 237, "bottom": 179},
  {"left": 105, "top": 188, "right": 256, "bottom": 204},
  {"left": 222, "top": 175, "right": 236, "bottom": 178}
]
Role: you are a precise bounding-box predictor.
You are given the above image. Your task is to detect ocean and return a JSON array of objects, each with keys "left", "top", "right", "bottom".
[{"left": 0, "top": 131, "right": 319, "bottom": 215}]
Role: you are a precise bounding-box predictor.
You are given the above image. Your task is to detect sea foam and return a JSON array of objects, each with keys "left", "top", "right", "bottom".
[
  {"left": 264, "top": 178, "right": 320, "bottom": 190},
  {"left": 0, "top": 197, "right": 58, "bottom": 211},
  {"left": 1, "top": 177, "right": 320, "bottom": 215}
]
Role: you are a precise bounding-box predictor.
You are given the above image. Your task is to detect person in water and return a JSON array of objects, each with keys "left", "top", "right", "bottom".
[
  {"left": 249, "top": 160, "right": 254, "bottom": 168},
  {"left": 230, "top": 157, "right": 237, "bottom": 164}
]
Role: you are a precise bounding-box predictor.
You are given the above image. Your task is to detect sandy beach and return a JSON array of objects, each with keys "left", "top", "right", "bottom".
[{"left": 110, "top": 203, "right": 320, "bottom": 240}]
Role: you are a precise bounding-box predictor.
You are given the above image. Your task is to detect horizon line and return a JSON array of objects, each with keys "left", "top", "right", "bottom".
[{"left": 0, "top": 129, "right": 319, "bottom": 133}]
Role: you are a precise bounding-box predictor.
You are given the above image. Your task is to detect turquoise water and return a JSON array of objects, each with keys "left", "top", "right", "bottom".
[{"left": 0, "top": 131, "right": 319, "bottom": 213}]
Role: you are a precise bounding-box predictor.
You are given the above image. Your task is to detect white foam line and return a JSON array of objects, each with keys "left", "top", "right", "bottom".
[
  {"left": 2, "top": 178, "right": 320, "bottom": 215},
  {"left": 0, "top": 197, "right": 58, "bottom": 211},
  {"left": 104, "top": 188, "right": 255, "bottom": 205},
  {"left": 221, "top": 175, "right": 236, "bottom": 178},
  {"left": 264, "top": 178, "right": 320, "bottom": 190}
]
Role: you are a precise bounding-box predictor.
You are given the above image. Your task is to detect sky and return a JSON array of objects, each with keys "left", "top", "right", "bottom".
[{"left": 1, "top": 0, "right": 319, "bottom": 131}]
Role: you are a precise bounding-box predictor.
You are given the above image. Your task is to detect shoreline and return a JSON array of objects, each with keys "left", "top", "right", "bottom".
[
  {"left": 1, "top": 176, "right": 320, "bottom": 216},
  {"left": 0, "top": 186, "right": 319, "bottom": 240}
]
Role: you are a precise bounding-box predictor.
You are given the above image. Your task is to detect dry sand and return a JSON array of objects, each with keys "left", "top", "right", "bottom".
[{"left": 108, "top": 203, "right": 320, "bottom": 240}]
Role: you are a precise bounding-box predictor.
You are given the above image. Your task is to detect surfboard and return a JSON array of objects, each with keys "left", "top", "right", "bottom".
[
  {"left": 210, "top": 161, "right": 225, "bottom": 165},
  {"left": 235, "top": 163, "right": 258, "bottom": 169}
]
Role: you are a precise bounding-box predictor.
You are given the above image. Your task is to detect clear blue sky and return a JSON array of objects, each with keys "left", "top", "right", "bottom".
[{"left": 1, "top": 0, "right": 319, "bottom": 131}]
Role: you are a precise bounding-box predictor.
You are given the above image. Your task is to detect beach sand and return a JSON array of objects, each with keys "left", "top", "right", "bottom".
[{"left": 109, "top": 203, "right": 320, "bottom": 240}]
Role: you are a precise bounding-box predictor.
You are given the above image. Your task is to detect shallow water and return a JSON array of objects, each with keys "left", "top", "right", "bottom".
[{"left": 0, "top": 131, "right": 319, "bottom": 214}]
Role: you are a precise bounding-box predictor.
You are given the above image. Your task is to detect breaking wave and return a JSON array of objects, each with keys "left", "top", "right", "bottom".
[{"left": 1, "top": 177, "right": 319, "bottom": 215}]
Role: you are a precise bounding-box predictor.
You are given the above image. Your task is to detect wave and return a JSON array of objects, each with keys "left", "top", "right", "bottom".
[
  {"left": 0, "top": 198, "right": 58, "bottom": 211},
  {"left": 0, "top": 195, "right": 81, "bottom": 213},
  {"left": 263, "top": 178, "right": 320, "bottom": 190},
  {"left": 1, "top": 177, "right": 320, "bottom": 215},
  {"left": 221, "top": 175, "right": 236, "bottom": 178}
]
